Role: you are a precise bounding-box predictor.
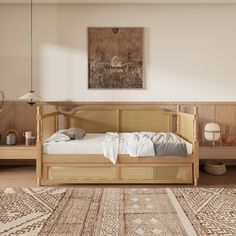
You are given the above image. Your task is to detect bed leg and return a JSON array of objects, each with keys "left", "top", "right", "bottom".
[
  {"left": 194, "top": 177, "right": 198, "bottom": 186},
  {"left": 37, "top": 178, "right": 41, "bottom": 186}
]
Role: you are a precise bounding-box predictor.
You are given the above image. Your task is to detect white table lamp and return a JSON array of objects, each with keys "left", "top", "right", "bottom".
[{"left": 204, "top": 122, "right": 221, "bottom": 146}]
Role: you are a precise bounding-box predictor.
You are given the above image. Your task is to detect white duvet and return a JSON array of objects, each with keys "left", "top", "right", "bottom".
[{"left": 103, "top": 132, "right": 155, "bottom": 164}]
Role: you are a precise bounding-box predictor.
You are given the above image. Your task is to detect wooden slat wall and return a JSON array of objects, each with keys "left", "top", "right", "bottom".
[
  {"left": 215, "top": 104, "right": 236, "bottom": 142},
  {"left": 1, "top": 102, "right": 236, "bottom": 146},
  {"left": 0, "top": 102, "right": 37, "bottom": 144},
  {"left": 195, "top": 104, "right": 215, "bottom": 143},
  {"left": 179, "top": 103, "right": 236, "bottom": 143}
]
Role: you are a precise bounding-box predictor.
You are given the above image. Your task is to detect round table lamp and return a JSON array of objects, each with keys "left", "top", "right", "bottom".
[{"left": 204, "top": 122, "right": 221, "bottom": 146}]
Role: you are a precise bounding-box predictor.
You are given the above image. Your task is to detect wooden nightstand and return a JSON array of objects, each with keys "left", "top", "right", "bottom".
[
  {"left": 200, "top": 143, "right": 236, "bottom": 160},
  {"left": 0, "top": 145, "right": 37, "bottom": 160}
]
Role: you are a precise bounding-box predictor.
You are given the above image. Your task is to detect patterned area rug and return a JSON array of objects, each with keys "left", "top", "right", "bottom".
[{"left": 0, "top": 187, "right": 236, "bottom": 236}]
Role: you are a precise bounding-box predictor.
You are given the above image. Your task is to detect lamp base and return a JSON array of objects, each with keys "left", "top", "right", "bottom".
[{"left": 204, "top": 161, "right": 226, "bottom": 175}]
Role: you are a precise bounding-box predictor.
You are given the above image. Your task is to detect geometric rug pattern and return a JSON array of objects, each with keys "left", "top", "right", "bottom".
[
  {"left": 0, "top": 187, "right": 236, "bottom": 236},
  {"left": 172, "top": 188, "right": 236, "bottom": 236},
  {"left": 0, "top": 187, "right": 65, "bottom": 236}
]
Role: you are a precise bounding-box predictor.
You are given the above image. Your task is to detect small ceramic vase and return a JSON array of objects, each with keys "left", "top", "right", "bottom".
[{"left": 222, "top": 125, "right": 235, "bottom": 145}]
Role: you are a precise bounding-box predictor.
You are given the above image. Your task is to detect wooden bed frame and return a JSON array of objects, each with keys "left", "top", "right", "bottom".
[{"left": 36, "top": 104, "right": 199, "bottom": 186}]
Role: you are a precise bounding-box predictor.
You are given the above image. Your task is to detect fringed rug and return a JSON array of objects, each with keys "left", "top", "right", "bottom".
[{"left": 0, "top": 187, "right": 236, "bottom": 236}]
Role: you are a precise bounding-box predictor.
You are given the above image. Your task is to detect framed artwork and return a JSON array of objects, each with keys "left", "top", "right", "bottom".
[{"left": 88, "top": 27, "right": 144, "bottom": 89}]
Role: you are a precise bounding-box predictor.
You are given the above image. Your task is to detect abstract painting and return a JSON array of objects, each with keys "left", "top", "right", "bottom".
[{"left": 88, "top": 27, "right": 144, "bottom": 89}]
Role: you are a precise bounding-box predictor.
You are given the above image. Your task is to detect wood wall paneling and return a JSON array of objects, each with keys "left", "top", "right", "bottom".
[
  {"left": 0, "top": 102, "right": 37, "bottom": 145},
  {"left": 215, "top": 104, "right": 236, "bottom": 141}
]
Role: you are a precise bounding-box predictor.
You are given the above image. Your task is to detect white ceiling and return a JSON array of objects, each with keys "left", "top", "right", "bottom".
[{"left": 1, "top": 0, "right": 236, "bottom": 4}]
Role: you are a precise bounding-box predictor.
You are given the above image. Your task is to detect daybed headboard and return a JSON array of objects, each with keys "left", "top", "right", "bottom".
[
  {"left": 37, "top": 104, "right": 198, "bottom": 144},
  {"left": 67, "top": 109, "right": 119, "bottom": 133},
  {"left": 67, "top": 106, "right": 172, "bottom": 133}
]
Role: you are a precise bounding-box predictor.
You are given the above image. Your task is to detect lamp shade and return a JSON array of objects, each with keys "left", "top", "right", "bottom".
[
  {"left": 19, "top": 90, "right": 41, "bottom": 105},
  {"left": 204, "top": 123, "right": 221, "bottom": 141}
]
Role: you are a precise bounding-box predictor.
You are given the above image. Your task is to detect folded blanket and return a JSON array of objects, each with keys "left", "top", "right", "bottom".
[{"left": 149, "top": 132, "right": 187, "bottom": 157}]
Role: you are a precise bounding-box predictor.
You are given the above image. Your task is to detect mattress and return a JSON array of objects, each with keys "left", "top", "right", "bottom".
[{"left": 43, "top": 133, "right": 193, "bottom": 155}]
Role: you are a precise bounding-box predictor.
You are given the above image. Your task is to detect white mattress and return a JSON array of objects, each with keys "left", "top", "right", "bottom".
[{"left": 43, "top": 133, "right": 193, "bottom": 155}]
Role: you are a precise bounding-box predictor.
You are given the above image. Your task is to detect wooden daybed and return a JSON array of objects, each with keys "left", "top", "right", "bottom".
[{"left": 36, "top": 104, "right": 199, "bottom": 186}]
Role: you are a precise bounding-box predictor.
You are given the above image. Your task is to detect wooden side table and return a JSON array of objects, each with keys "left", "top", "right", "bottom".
[
  {"left": 0, "top": 145, "right": 37, "bottom": 160},
  {"left": 200, "top": 143, "right": 236, "bottom": 160}
]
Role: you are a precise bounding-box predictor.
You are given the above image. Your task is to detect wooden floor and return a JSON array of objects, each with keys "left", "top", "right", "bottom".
[{"left": 0, "top": 165, "right": 235, "bottom": 187}]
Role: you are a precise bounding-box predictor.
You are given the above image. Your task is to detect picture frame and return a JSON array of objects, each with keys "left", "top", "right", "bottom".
[{"left": 88, "top": 27, "right": 144, "bottom": 89}]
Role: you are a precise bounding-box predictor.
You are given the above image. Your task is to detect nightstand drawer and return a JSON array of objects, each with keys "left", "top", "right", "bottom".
[{"left": 0, "top": 145, "right": 37, "bottom": 159}]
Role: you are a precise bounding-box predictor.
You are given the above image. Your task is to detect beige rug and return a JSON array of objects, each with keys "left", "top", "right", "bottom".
[{"left": 0, "top": 187, "right": 236, "bottom": 236}]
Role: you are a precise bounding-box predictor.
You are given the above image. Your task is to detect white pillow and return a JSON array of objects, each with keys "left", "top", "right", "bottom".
[{"left": 46, "top": 133, "right": 70, "bottom": 143}]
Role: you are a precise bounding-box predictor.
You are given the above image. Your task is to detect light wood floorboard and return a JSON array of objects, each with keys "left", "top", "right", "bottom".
[{"left": 0, "top": 165, "right": 235, "bottom": 187}]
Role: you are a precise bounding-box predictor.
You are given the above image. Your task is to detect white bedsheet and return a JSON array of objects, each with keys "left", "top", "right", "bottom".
[
  {"left": 43, "top": 133, "right": 193, "bottom": 156},
  {"left": 44, "top": 133, "right": 105, "bottom": 155}
]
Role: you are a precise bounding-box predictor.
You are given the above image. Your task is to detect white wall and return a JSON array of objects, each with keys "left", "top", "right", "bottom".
[{"left": 1, "top": 4, "right": 236, "bottom": 101}]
